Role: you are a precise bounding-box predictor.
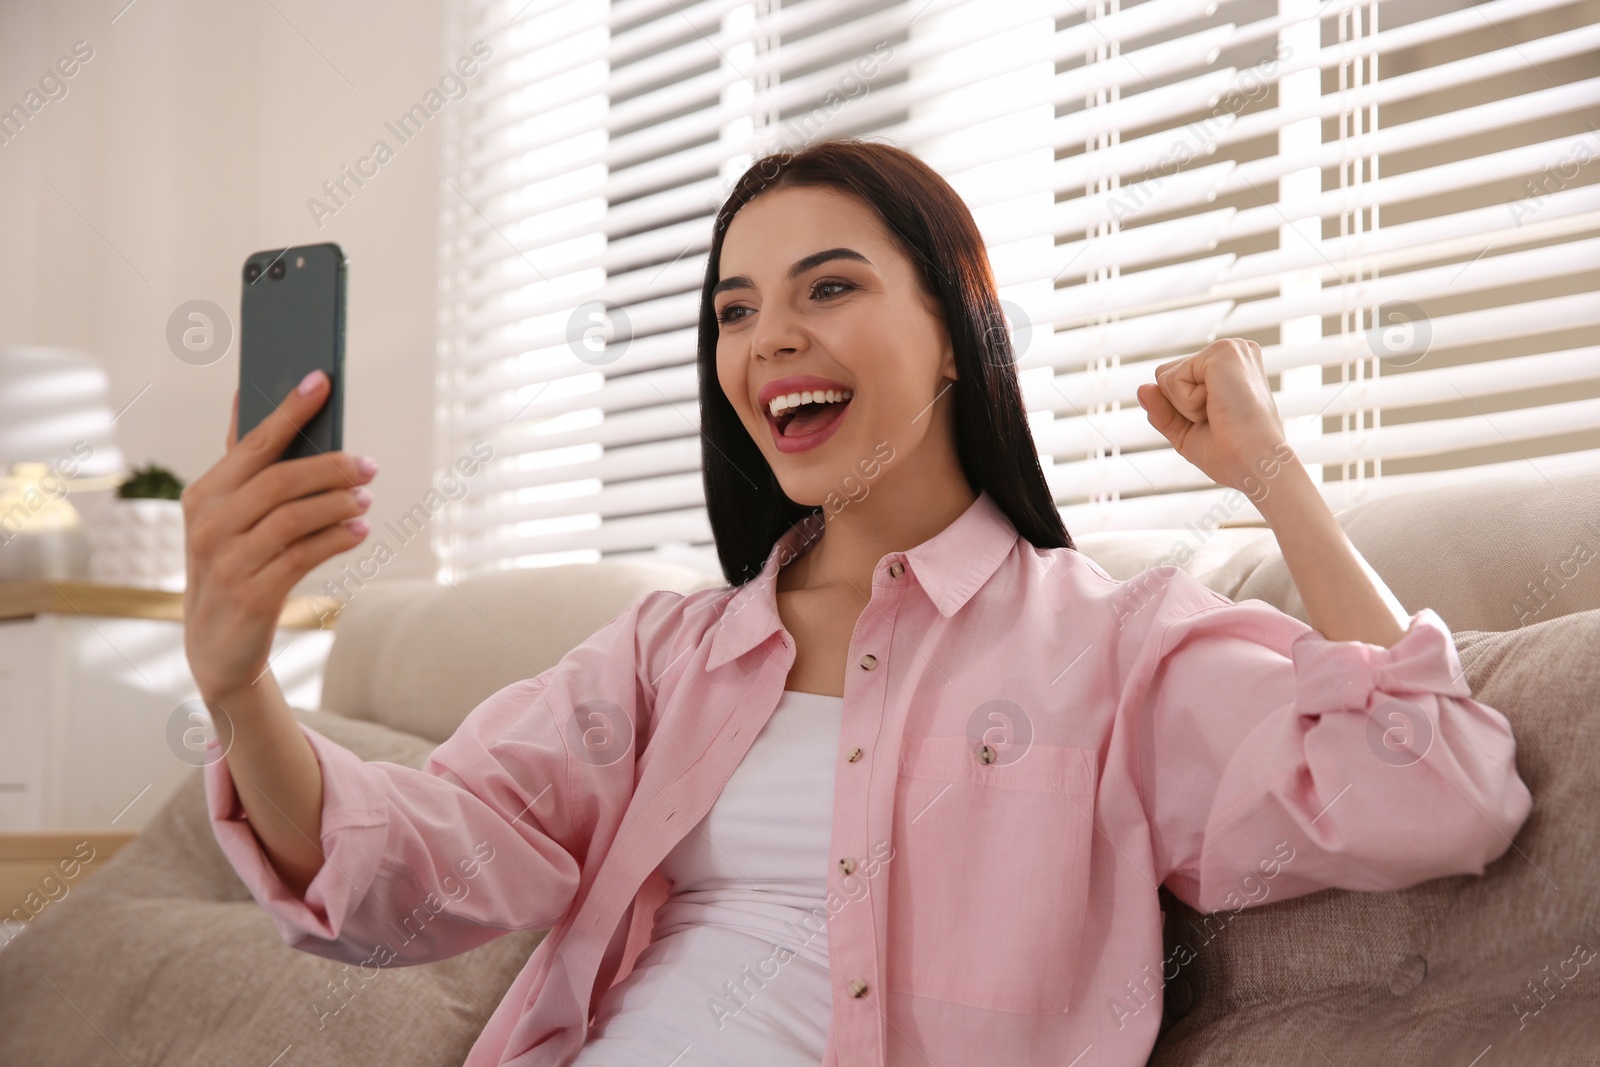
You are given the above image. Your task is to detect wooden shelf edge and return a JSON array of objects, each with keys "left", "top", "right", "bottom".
[{"left": 0, "top": 580, "right": 339, "bottom": 630}]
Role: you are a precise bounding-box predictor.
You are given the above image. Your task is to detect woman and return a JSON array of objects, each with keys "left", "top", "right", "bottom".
[{"left": 183, "top": 138, "right": 1532, "bottom": 1067}]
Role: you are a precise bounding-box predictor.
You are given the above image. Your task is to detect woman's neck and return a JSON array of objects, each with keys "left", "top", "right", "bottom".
[{"left": 783, "top": 471, "right": 976, "bottom": 597}]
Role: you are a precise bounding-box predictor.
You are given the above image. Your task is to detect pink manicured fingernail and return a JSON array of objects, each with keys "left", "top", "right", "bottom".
[
  {"left": 348, "top": 519, "right": 369, "bottom": 536},
  {"left": 297, "top": 369, "right": 327, "bottom": 395},
  {"left": 356, "top": 455, "right": 378, "bottom": 477},
  {"left": 352, "top": 487, "right": 372, "bottom": 507}
]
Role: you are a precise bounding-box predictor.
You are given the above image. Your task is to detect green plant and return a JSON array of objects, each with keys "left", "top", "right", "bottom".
[{"left": 117, "top": 462, "right": 185, "bottom": 500}]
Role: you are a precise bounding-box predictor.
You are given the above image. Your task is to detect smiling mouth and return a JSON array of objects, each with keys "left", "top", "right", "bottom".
[{"left": 768, "top": 389, "right": 854, "bottom": 438}]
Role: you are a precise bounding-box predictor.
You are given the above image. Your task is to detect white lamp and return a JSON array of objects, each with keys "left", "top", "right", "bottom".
[{"left": 0, "top": 346, "right": 127, "bottom": 582}]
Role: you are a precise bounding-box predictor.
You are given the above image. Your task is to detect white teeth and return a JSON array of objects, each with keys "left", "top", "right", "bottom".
[{"left": 768, "top": 388, "right": 853, "bottom": 418}]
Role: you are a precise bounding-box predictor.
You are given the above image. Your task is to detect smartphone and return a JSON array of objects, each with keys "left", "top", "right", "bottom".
[{"left": 237, "top": 242, "right": 347, "bottom": 461}]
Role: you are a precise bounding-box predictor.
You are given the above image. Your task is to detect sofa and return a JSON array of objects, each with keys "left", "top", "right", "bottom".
[{"left": 0, "top": 462, "right": 1594, "bottom": 1065}]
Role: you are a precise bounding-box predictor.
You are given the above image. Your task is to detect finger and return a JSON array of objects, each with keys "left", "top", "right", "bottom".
[
  {"left": 220, "top": 450, "right": 373, "bottom": 540},
  {"left": 1138, "top": 382, "right": 1188, "bottom": 445},
  {"left": 1158, "top": 359, "right": 1208, "bottom": 423},
  {"left": 224, "top": 485, "right": 371, "bottom": 577},
  {"left": 213, "top": 369, "right": 332, "bottom": 494},
  {"left": 253, "top": 515, "right": 370, "bottom": 602}
]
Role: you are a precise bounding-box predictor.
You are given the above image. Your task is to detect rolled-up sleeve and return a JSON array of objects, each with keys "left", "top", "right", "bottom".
[
  {"left": 1135, "top": 595, "right": 1534, "bottom": 916},
  {"left": 202, "top": 586, "right": 687, "bottom": 967}
]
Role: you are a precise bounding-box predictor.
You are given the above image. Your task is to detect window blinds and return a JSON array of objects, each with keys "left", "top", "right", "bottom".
[{"left": 436, "top": 0, "right": 1600, "bottom": 578}]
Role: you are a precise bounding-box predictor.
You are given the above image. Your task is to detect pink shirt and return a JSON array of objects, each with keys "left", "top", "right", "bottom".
[{"left": 204, "top": 488, "right": 1534, "bottom": 1066}]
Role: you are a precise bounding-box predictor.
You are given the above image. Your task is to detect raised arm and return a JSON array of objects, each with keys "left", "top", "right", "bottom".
[{"left": 1137, "top": 335, "right": 1410, "bottom": 648}]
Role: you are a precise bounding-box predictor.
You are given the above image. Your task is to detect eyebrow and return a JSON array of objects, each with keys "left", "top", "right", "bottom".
[{"left": 711, "top": 247, "right": 874, "bottom": 299}]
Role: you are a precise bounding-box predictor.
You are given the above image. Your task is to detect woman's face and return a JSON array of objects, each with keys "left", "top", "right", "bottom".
[{"left": 714, "top": 184, "right": 958, "bottom": 509}]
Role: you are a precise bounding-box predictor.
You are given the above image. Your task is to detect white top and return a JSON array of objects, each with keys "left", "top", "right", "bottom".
[{"left": 570, "top": 689, "right": 844, "bottom": 1066}]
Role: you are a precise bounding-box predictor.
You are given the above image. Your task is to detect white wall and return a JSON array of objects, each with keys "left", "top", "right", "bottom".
[{"left": 0, "top": 0, "right": 450, "bottom": 593}]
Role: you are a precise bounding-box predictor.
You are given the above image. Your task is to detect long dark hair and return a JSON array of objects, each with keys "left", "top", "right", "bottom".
[{"left": 697, "top": 137, "right": 1073, "bottom": 587}]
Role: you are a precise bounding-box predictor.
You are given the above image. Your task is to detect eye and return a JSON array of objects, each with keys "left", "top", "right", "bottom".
[{"left": 715, "top": 279, "right": 855, "bottom": 327}]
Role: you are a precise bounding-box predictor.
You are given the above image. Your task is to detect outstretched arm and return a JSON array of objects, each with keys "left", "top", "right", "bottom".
[{"left": 1137, "top": 336, "right": 1408, "bottom": 647}]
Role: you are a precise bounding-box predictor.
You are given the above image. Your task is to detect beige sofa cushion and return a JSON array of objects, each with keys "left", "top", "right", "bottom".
[
  {"left": 1074, "top": 463, "right": 1599, "bottom": 632},
  {"left": 1148, "top": 606, "right": 1600, "bottom": 1065},
  {"left": 320, "top": 559, "right": 725, "bottom": 743},
  {"left": 0, "top": 709, "right": 544, "bottom": 1067}
]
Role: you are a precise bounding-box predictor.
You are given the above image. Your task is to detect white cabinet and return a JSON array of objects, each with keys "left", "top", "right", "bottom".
[{"left": 0, "top": 582, "right": 335, "bottom": 832}]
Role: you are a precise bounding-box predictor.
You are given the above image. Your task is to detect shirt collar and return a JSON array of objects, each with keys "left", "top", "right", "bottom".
[{"left": 705, "top": 488, "right": 1019, "bottom": 672}]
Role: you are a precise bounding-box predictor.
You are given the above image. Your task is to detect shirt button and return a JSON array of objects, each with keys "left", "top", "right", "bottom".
[
  {"left": 888, "top": 561, "right": 904, "bottom": 578},
  {"left": 847, "top": 747, "right": 863, "bottom": 763},
  {"left": 859, "top": 653, "right": 877, "bottom": 670},
  {"left": 839, "top": 857, "right": 856, "bottom": 875},
  {"left": 978, "top": 744, "right": 997, "bottom": 764},
  {"left": 849, "top": 979, "right": 869, "bottom": 998}
]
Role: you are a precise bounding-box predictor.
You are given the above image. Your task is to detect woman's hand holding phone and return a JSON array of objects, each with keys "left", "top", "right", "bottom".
[
  {"left": 178, "top": 369, "right": 374, "bottom": 898},
  {"left": 182, "top": 368, "right": 375, "bottom": 705}
]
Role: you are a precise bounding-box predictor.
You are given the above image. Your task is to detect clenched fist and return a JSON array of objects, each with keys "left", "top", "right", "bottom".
[{"left": 1136, "top": 338, "right": 1296, "bottom": 500}]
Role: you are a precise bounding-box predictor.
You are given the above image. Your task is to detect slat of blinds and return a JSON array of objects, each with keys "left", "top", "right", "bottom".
[
  {"left": 465, "top": 360, "right": 694, "bottom": 420},
  {"left": 491, "top": 399, "right": 699, "bottom": 454},
  {"left": 1016, "top": 303, "right": 1236, "bottom": 375},
  {"left": 460, "top": 470, "right": 706, "bottom": 531},
  {"left": 1056, "top": 447, "right": 1600, "bottom": 533},
  {"left": 1214, "top": 197, "right": 1600, "bottom": 297},
  {"left": 475, "top": 437, "right": 702, "bottom": 496},
  {"left": 456, "top": 505, "right": 713, "bottom": 563},
  {"left": 464, "top": 323, "right": 698, "bottom": 385},
  {"left": 1042, "top": 395, "right": 1600, "bottom": 501},
  {"left": 1000, "top": 209, "right": 1236, "bottom": 289},
  {"left": 1220, "top": 236, "right": 1600, "bottom": 337}
]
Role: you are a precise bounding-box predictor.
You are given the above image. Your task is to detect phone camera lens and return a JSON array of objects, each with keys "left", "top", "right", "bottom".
[
  {"left": 268, "top": 260, "right": 286, "bottom": 280},
  {"left": 244, "top": 262, "right": 262, "bottom": 283}
]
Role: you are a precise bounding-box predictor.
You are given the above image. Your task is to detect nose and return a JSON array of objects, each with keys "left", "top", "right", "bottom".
[{"left": 749, "top": 299, "right": 806, "bottom": 364}]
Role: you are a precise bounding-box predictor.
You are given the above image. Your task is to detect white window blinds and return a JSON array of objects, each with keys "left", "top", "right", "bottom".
[{"left": 436, "top": 0, "right": 1600, "bottom": 579}]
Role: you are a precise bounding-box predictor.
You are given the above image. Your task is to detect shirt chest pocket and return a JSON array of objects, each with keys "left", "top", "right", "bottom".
[{"left": 885, "top": 735, "right": 1098, "bottom": 1015}]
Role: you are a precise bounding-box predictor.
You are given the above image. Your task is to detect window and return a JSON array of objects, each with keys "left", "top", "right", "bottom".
[{"left": 437, "top": 0, "right": 1600, "bottom": 579}]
